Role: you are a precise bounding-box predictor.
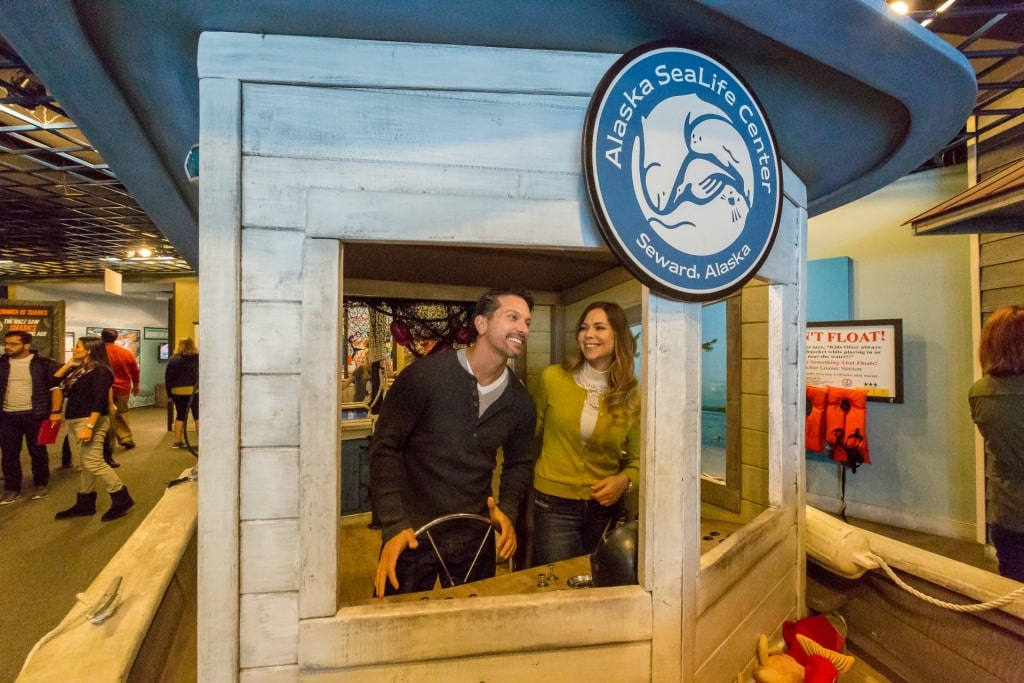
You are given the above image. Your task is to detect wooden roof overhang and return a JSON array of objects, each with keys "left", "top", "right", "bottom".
[{"left": 905, "top": 158, "right": 1024, "bottom": 235}]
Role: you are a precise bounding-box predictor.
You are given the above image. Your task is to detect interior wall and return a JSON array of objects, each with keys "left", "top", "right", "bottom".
[
  {"left": 737, "top": 281, "right": 770, "bottom": 520},
  {"left": 172, "top": 277, "right": 200, "bottom": 348},
  {"left": 806, "top": 165, "right": 976, "bottom": 538},
  {"left": 562, "top": 279, "right": 643, "bottom": 352},
  {"left": 9, "top": 282, "right": 170, "bottom": 405},
  {"left": 524, "top": 303, "right": 552, "bottom": 396}
]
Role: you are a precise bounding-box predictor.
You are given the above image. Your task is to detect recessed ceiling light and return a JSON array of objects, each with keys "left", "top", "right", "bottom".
[{"left": 890, "top": 1, "right": 909, "bottom": 14}]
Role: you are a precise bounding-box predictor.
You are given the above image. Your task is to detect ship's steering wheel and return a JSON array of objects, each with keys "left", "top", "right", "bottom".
[{"left": 412, "top": 513, "right": 498, "bottom": 588}]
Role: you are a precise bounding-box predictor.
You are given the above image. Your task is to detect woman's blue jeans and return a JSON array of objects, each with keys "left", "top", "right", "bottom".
[{"left": 532, "top": 490, "right": 620, "bottom": 565}]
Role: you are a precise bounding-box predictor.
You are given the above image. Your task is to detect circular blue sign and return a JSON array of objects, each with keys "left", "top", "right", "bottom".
[{"left": 583, "top": 42, "right": 782, "bottom": 301}]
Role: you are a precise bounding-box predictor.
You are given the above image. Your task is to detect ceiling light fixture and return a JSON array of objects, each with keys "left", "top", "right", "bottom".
[
  {"left": 889, "top": 1, "right": 909, "bottom": 15},
  {"left": 11, "top": 69, "right": 45, "bottom": 97},
  {"left": 123, "top": 246, "right": 174, "bottom": 261}
]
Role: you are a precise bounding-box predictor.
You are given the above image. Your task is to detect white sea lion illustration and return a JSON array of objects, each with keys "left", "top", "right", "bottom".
[
  {"left": 672, "top": 157, "right": 739, "bottom": 208},
  {"left": 648, "top": 184, "right": 749, "bottom": 255},
  {"left": 637, "top": 97, "right": 693, "bottom": 212},
  {"left": 631, "top": 95, "right": 751, "bottom": 256},
  {"left": 687, "top": 113, "right": 754, "bottom": 205}
]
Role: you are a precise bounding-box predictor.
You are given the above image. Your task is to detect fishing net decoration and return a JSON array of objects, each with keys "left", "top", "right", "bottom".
[{"left": 364, "top": 299, "right": 476, "bottom": 358}]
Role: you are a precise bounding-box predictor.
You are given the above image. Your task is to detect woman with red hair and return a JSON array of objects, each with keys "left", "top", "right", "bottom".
[{"left": 969, "top": 305, "right": 1024, "bottom": 581}]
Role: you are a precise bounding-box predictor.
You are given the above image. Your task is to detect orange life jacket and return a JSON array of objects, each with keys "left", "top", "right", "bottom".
[
  {"left": 805, "top": 385, "right": 828, "bottom": 452},
  {"left": 824, "top": 386, "right": 870, "bottom": 470}
]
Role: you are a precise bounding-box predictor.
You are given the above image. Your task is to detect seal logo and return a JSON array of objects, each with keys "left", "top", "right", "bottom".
[{"left": 583, "top": 42, "right": 782, "bottom": 301}]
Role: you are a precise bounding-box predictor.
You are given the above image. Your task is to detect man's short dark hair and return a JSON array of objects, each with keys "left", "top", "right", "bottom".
[
  {"left": 4, "top": 330, "right": 32, "bottom": 345},
  {"left": 473, "top": 288, "right": 534, "bottom": 320},
  {"left": 101, "top": 328, "right": 119, "bottom": 343}
]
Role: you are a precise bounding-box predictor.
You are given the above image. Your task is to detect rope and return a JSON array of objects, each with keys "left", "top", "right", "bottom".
[{"left": 869, "top": 552, "right": 1024, "bottom": 613}]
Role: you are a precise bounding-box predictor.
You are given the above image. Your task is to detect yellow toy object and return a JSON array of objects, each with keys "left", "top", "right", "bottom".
[{"left": 750, "top": 634, "right": 806, "bottom": 683}]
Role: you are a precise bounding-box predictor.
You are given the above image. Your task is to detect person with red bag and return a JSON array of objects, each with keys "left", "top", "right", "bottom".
[{"left": 51, "top": 336, "right": 134, "bottom": 522}]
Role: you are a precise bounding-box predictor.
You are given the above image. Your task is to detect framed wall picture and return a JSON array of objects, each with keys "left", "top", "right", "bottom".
[
  {"left": 86, "top": 326, "right": 141, "bottom": 361},
  {"left": 805, "top": 319, "right": 904, "bottom": 404},
  {"left": 144, "top": 326, "right": 169, "bottom": 340}
]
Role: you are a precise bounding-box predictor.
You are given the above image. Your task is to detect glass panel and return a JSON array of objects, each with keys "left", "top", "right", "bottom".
[
  {"left": 630, "top": 322, "right": 642, "bottom": 386},
  {"left": 699, "top": 294, "right": 742, "bottom": 513},
  {"left": 701, "top": 301, "right": 727, "bottom": 481}
]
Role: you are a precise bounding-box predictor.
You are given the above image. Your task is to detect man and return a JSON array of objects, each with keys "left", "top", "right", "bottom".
[
  {"left": 101, "top": 328, "right": 140, "bottom": 450},
  {"left": 0, "top": 331, "right": 60, "bottom": 504},
  {"left": 342, "top": 351, "right": 371, "bottom": 403},
  {"left": 370, "top": 288, "right": 537, "bottom": 597}
]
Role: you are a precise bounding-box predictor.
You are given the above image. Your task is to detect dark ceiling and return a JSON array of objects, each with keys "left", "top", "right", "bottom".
[
  {"left": 0, "top": 34, "right": 194, "bottom": 281},
  {"left": 0, "top": 0, "right": 1020, "bottom": 287}
]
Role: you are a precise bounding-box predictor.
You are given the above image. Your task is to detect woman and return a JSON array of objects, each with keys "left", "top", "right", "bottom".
[
  {"left": 969, "top": 305, "right": 1024, "bottom": 582},
  {"left": 165, "top": 337, "right": 199, "bottom": 448},
  {"left": 531, "top": 301, "right": 640, "bottom": 565},
  {"left": 51, "top": 336, "right": 134, "bottom": 522}
]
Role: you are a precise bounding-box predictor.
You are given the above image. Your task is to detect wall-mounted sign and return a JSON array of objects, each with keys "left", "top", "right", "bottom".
[
  {"left": 184, "top": 143, "right": 199, "bottom": 184},
  {"left": 0, "top": 299, "right": 64, "bottom": 361},
  {"left": 583, "top": 41, "right": 782, "bottom": 302},
  {"left": 806, "top": 319, "right": 904, "bottom": 404}
]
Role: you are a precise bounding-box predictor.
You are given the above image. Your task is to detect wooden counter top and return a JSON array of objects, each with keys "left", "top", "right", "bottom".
[{"left": 370, "top": 555, "right": 594, "bottom": 604}]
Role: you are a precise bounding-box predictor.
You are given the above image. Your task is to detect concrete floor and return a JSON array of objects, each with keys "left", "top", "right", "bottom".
[{"left": 0, "top": 406, "right": 197, "bottom": 683}]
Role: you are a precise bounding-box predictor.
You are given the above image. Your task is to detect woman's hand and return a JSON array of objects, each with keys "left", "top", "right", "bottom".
[
  {"left": 55, "top": 359, "right": 80, "bottom": 378},
  {"left": 76, "top": 425, "right": 94, "bottom": 443},
  {"left": 591, "top": 473, "right": 631, "bottom": 506}
]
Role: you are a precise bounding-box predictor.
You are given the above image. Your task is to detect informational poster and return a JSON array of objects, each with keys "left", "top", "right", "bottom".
[
  {"left": 0, "top": 299, "right": 65, "bottom": 361},
  {"left": 86, "top": 326, "right": 141, "bottom": 361},
  {"left": 805, "top": 319, "right": 903, "bottom": 404}
]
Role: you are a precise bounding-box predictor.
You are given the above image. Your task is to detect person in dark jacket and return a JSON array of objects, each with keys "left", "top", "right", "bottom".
[
  {"left": 969, "top": 305, "right": 1024, "bottom": 581},
  {"left": 51, "top": 336, "right": 134, "bottom": 522},
  {"left": 164, "top": 337, "right": 199, "bottom": 448},
  {"left": 0, "top": 331, "right": 60, "bottom": 504},
  {"left": 370, "top": 288, "right": 536, "bottom": 597}
]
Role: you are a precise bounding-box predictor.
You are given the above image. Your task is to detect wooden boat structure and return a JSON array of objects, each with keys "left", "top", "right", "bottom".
[
  {"left": 16, "top": 477, "right": 1024, "bottom": 682},
  {"left": 16, "top": 20, "right": 1022, "bottom": 683}
]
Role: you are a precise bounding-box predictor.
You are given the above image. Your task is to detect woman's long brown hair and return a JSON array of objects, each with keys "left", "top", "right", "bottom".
[
  {"left": 562, "top": 301, "right": 639, "bottom": 419},
  {"left": 78, "top": 335, "right": 111, "bottom": 369}
]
